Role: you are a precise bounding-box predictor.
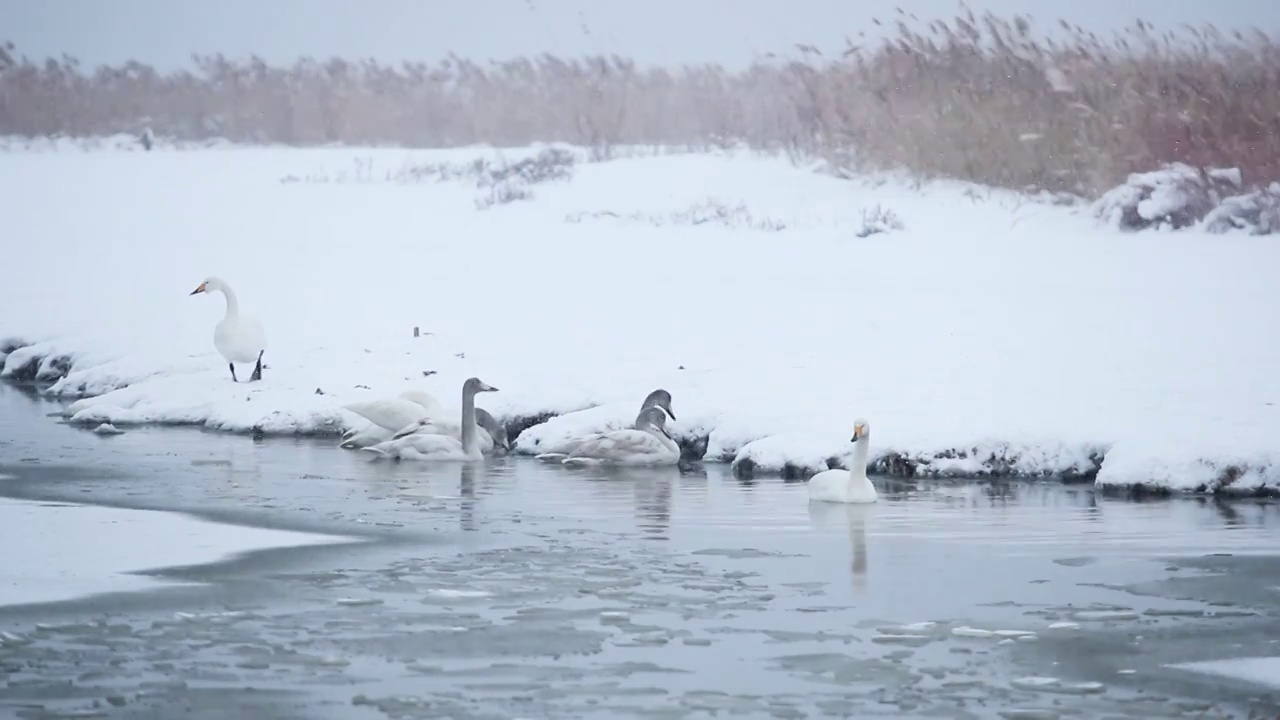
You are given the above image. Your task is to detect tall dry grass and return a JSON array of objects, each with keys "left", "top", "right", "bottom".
[{"left": 2, "top": 8, "right": 1277, "bottom": 196}]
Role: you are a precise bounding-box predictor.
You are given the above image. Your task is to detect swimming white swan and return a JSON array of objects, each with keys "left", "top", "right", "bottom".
[
  {"left": 387, "top": 403, "right": 507, "bottom": 454},
  {"left": 534, "top": 389, "right": 676, "bottom": 462},
  {"left": 362, "top": 377, "right": 498, "bottom": 462},
  {"left": 808, "top": 419, "right": 877, "bottom": 504},
  {"left": 189, "top": 276, "right": 267, "bottom": 383},
  {"left": 339, "top": 390, "right": 446, "bottom": 449},
  {"left": 561, "top": 406, "right": 680, "bottom": 467}
]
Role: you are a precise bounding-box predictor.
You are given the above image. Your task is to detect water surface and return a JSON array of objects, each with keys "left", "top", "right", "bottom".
[{"left": 2, "top": 384, "right": 1279, "bottom": 719}]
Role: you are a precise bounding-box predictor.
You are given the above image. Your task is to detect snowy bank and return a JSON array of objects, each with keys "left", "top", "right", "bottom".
[
  {"left": 0, "top": 497, "right": 353, "bottom": 608},
  {"left": 2, "top": 146, "right": 1278, "bottom": 495}
]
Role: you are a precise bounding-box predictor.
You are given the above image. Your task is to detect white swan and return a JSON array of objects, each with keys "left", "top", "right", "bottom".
[
  {"left": 339, "top": 390, "right": 446, "bottom": 449},
  {"left": 362, "top": 377, "right": 498, "bottom": 462},
  {"left": 343, "top": 390, "right": 445, "bottom": 433},
  {"left": 534, "top": 389, "right": 676, "bottom": 462},
  {"left": 561, "top": 406, "right": 680, "bottom": 467},
  {"left": 189, "top": 276, "right": 267, "bottom": 383},
  {"left": 386, "top": 403, "right": 507, "bottom": 454},
  {"left": 808, "top": 418, "right": 877, "bottom": 504}
]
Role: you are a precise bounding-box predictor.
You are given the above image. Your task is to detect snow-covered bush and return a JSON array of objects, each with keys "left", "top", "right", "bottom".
[
  {"left": 1203, "top": 183, "right": 1280, "bottom": 236},
  {"left": 854, "top": 204, "right": 904, "bottom": 238},
  {"left": 1092, "top": 163, "right": 1242, "bottom": 232}
]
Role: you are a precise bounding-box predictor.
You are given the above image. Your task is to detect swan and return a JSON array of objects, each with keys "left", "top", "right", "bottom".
[
  {"left": 474, "top": 408, "right": 511, "bottom": 452},
  {"left": 808, "top": 418, "right": 877, "bottom": 504},
  {"left": 343, "top": 390, "right": 445, "bottom": 434},
  {"left": 339, "top": 390, "right": 446, "bottom": 449},
  {"left": 362, "top": 377, "right": 498, "bottom": 461},
  {"left": 534, "top": 388, "right": 677, "bottom": 462},
  {"left": 561, "top": 406, "right": 680, "bottom": 467},
  {"left": 387, "top": 403, "right": 505, "bottom": 454},
  {"left": 189, "top": 276, "right": 267, "bottom": 382}
]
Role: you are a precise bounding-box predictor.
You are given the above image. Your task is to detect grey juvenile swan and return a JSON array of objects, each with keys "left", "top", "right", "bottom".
[
  {"left": 561, "top": 406, "right": 680, "bottom": 467},
  {"left": 534, "top": 389, "right": 676, "bottom": 462}
]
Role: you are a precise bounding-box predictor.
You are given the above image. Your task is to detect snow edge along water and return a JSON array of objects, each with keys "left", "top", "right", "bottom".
[{"left": 3, "top": 336, "right": 1273, "bottom": 498}]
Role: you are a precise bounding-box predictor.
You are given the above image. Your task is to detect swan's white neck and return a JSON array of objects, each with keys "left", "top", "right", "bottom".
[
  {"left": 460, "top": 388, "right": 477, "bottom": 455},
  {"left": 213, "top": 283, "right": 240, "bottom": 319},
  {"left": 847, "top": 436, "right": 870, "bottom": 485}
]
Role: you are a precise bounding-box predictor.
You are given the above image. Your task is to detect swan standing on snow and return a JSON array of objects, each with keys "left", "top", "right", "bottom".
[
  {"left": 189, "top": 276, "right": 267, "bottom": 383},
  {"left": 561, "top": 406, "right": 680, "bottom": 467},
  {"left": 534, "top": 388, "right": 677, "bottom": 462},
  {"left": 339, "top": 390, "right": 446, "bottom": 449},
  {"left": 808, "top": 419, "right": 877, "bottom": 504},
  {"left": 363, "top": 378, "right": 498, "bottom": 461}
]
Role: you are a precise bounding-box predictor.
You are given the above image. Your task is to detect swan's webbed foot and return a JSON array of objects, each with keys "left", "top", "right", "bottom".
[
  {"left": 228, "top": 363, "right": 239, "bottom": 382},
  {"left": 249, "top": 351, "right": 263, "bottom": 382}
]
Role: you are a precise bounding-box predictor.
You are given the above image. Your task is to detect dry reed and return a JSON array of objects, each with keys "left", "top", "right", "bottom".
[{"left": 2, "top": 9, "right": 1277, "bottom": 197}]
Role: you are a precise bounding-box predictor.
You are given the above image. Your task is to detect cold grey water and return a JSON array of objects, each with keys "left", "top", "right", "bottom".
[{"left": 1, "top": 383, "right": 1280, "bottom": 719}]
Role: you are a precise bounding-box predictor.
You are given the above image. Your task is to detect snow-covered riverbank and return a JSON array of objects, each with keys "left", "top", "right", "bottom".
[{"left": 3, "top": 144, "right": 1277, "bottom": 494}]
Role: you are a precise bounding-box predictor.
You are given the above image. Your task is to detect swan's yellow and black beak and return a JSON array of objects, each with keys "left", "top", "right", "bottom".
[
  {"left": 189, "top": 282, "right": 207, "bottom": 296},
  {"left": 479, "top": 382, "right": 499, "bottom": 392},
  {"left": 850, "top": 423, "right": 866, "bottom": 442}
]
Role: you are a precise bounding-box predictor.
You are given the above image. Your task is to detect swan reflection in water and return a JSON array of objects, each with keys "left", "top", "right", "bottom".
[
  {"left": 632, "top": 474, "right": 673, "bottom": 540},
  {"left": 808, "top": 501, "right": 872, "bottom": 591},
  {"left": 459, "top": 463, "right": 477, "bottom": 532}
]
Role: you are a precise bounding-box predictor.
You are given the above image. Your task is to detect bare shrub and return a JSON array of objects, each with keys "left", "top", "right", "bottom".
[
  {"left": 279, "top": 147, "right": 574, "bottom": 210},
  {"left": 475, "top": 178, "right": 533, "bottom": 210},
  {"left": 2, "top": 13, "right": 1279, "bottom": 196},
  {"left": 475, "top": 147, "right": 576, "bottom": 188},
  {"left": 855, "top": 204, "right": 904, "bottom": 238},
  {"left": 566, "top": 199, "right": 787, "bottom": 231}
]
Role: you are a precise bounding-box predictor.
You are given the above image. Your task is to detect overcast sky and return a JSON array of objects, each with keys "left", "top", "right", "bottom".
[{"left": 3, "top": 0, "right": 1277, "bottom": 70}]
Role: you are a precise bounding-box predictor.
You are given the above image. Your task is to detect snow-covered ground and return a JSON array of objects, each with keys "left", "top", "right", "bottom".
[
  {"left": 0, "top": 495, "right": 352, "bottom": 608},
  {"left": 1, "top": 142, "right": 1277, "bottom": 494}
]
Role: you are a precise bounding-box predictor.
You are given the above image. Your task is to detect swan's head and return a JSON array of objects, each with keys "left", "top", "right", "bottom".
[
  {"left": 637, "top": 405, "right": 674, "bottom": 441},
  {"left": 463, "top": 377, "right": 499, "bottom": 395},
  {"left": 473, "top": 407, "right": 510, "bottom": 450},
  {"left": 850, "top": 418, "right": 870, "bottom": 443},
  {"left": 189, "top": 276, "right": 225, "bottom": 296},
  {"left": 642, "top": 388, "right": 676, "bottom": 420}
]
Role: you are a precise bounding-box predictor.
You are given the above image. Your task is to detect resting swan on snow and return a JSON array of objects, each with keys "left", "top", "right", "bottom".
[
  {"left": 534, "top": 389, "right": 677, "bottom": 462},
  {"left": 560, "top": 406, "right": 680, "bottom": 467},
  {"left": 807, "top": 419, "right": 877, "bottom": 504},
  {"left": 362, "top": 377, "right": 499, "bottom": 461},
  {"left": 189, "top": 276, "right": 267, "bottom": 383},
  {"left": 339, "top": 390, "right": 446, "bottom": 449}
]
